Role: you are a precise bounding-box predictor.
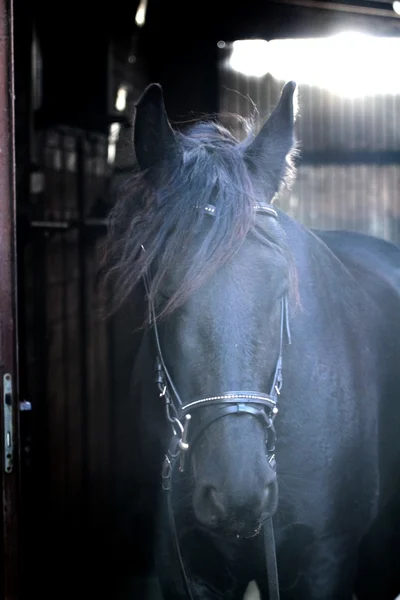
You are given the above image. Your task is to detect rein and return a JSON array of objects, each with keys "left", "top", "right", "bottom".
[{"left": 141, "top": 202, "right": 291, "bottom": 600}]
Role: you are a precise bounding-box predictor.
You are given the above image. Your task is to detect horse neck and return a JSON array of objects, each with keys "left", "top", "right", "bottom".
[
  {"left": 278, "top": 211, "right": 365, "bottom": 317},
  {"left": 277, "top": 210, "right": 383, "bottom": 404}
]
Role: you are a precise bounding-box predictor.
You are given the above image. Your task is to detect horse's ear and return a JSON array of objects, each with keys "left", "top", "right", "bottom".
[
  {"left": 243, "top": 81, "right": 298, "bottom": 199},
  {"left": 133, "top": 83, "right": 183, "bottom": 171}
]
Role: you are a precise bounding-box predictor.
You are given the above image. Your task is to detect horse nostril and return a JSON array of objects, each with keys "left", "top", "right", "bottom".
[
  {"left": 194, "top": 485, "right": 227, "bottom": 526},
  {"left": 194, "top": 478, "right": 278, "bottom": 530}
]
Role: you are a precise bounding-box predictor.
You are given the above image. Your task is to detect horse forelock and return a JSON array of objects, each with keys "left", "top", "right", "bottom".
[{"left": 101, "top": 117, "right": 296, "bottom": 321}]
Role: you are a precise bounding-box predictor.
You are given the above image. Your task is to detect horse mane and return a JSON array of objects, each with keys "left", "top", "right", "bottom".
[{"left": 101, "top": 116, "right": 296, "bottom": 321}]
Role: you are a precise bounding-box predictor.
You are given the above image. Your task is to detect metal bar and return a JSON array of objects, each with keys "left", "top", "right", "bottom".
[
  {"left": 271, "top": 0, "right": 400, "bottom": 18},
  {"left": 77, "top": 135, "right": 89, "bottom": 523},
  {"left": 0, "top": 0, "right": 21, "bottom": 597},
  {"left": 298, "top": 150, "right": 400, "bottom": 164},
  {"left": 83, "top": 217, "right": 108, "bottom": 227},
  {"left": 61, "top": 134, "right": 69, "bottom": 523},
  {"left": 29, "top": 218, "right": 107, "bottom": 231},
  {"left": 31, "top": 220, "right": 71, "bottom": 230}
]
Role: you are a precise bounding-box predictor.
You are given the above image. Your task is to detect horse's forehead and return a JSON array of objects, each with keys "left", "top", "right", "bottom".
[{"left": 167, "top": 241, "right": 283, "bottom": 301}]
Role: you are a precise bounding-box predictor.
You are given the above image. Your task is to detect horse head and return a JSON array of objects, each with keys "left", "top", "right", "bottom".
[{"left": 108, "top": 80, "right": 298, "bottom": 539}]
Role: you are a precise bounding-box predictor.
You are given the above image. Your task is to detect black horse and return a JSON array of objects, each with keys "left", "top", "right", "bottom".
[{"left": 103, "top": 81, "right": 400, "bottom": 599}]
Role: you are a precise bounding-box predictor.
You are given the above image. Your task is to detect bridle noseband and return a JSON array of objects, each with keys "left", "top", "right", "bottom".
[{"left": 141, "top": 202, "right": 291, "bottom": 600}]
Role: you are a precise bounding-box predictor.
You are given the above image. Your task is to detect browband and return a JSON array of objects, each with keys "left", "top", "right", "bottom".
[{"left": 203, "top": 202, "right": 278, "bottom": 219}]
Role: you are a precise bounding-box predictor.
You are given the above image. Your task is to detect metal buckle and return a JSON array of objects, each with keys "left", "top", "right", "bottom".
[{"left": 268, "top": 453, "right": 276, "bottom": 471}]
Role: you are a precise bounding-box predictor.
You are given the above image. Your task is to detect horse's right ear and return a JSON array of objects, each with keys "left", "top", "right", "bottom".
[{"left": 133, "top": 83, "right": 183, "bottom": 171}]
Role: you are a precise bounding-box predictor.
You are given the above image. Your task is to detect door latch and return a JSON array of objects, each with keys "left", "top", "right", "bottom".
[{"left": 3, "top": 373, "right": 13, "bottom": 473}]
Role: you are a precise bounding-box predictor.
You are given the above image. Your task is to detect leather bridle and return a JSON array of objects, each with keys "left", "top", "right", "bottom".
[{"left": 141, "top": 202, "right": 291, "bottom": 600}]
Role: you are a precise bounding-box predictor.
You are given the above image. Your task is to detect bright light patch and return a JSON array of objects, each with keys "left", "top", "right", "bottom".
[
  {"left": 108, "top": 122, "right": 121, "bottom": 164},
  {"left": 229, "top": 39, "right": 270, "bottom": 78},
  {"left": 135, "top": 0, "right": 148, "bottom": 27},
  {"left": 229, "top": 32, "right": 400, "bottom": 97},
  {"left": 115, "top": 86, "right": 127, "bottom": 112}
]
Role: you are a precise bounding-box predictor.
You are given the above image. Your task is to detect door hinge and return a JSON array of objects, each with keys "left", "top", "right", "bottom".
[{"left": 3, "top": 373, "right": 14, "bottom": 474}]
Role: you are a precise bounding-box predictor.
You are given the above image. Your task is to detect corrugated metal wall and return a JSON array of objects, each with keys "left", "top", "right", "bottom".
[
  {"left": 218, "top": 45, "right": 400, "bottom": 244},
  {"left": 40, "top": 129, "right": 111, "bottom": 516}
]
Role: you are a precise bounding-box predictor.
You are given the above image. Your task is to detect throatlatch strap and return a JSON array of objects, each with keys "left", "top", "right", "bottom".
[{"left": 167, "top": 488, "right": 195, "bottom": 600}]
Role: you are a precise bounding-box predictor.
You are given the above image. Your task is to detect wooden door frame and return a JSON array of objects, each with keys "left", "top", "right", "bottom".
[{"left": 0, "top": 0, "right": 21, "bottom": 598}]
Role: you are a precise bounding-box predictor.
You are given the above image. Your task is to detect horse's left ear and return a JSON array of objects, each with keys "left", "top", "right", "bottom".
[
  {"left": 243, "top": 81, "right": 298, "bottom": 199},
  {"left": 133, "top": 83, "right": 183, "bottom": 171}
]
